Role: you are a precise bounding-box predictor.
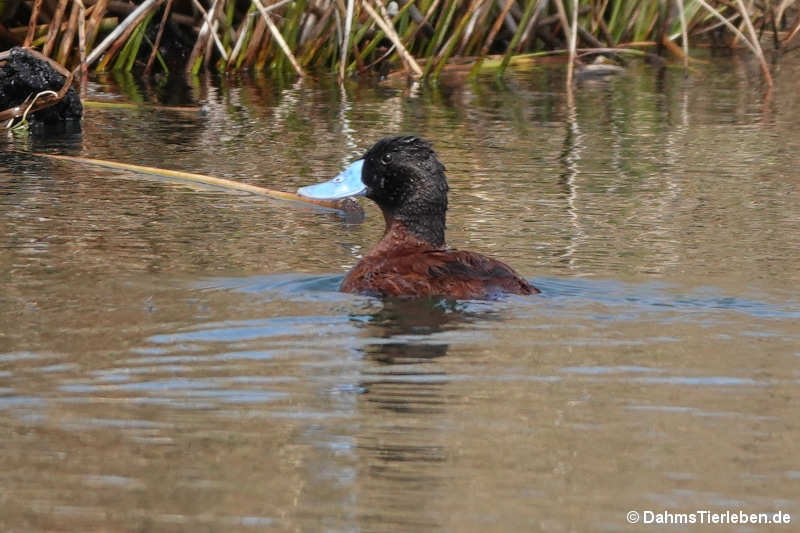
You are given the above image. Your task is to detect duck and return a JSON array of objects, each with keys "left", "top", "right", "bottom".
[{"left": 298, "top": 136, "right": 538, "bottom": 299}]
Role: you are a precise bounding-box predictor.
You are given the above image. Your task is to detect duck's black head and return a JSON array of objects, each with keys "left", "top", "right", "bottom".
[
  {"left": 361, "top": 136, "right": 449, "bottom": 246},
  {"left": 297, "top": 135, "right": 449, "bottom": 247}
]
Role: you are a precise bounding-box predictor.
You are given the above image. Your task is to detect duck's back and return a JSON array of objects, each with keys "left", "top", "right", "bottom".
[{"left": 341, "top": 249, "right": 538, "bottom": 299}]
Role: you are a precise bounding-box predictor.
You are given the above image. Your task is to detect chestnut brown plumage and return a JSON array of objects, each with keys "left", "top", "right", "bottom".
[{"left": 341, "top": 136, "right": 537, "bottom": 299}]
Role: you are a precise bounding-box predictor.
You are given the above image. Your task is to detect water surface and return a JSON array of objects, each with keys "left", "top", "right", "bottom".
[{"left": 2, "top": 56, "right": 799, "bottom": 531}]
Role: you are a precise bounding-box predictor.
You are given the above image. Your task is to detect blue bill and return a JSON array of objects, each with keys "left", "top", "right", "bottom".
[{"left": 297, "top": 159, "right": 366, "bottom": 200}]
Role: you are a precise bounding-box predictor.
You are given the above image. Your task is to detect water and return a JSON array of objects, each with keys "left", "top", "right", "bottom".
[{"left": 2, "top": 56, "right": 800, "bottom": 532}]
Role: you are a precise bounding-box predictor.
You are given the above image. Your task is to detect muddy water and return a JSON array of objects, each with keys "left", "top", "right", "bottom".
[{"left": 1, "top": 56, "right": 799, "bottom": 532}]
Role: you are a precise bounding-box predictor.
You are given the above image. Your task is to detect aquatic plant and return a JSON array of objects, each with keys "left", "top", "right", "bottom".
[{"left": 1, "top": 0, "right": 798, "bottom": 84}]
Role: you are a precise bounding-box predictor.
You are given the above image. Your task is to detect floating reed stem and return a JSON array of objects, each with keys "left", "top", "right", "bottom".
[{"left": 32, "top": 152, "right": 362, "bottom": 215}]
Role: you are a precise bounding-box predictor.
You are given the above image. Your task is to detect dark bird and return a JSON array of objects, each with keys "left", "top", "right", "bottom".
[{"left": 299, "top": 136, "right": 538, "bottom": 299}]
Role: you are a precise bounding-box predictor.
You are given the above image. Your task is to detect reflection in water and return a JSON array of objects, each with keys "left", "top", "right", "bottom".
[
  {"left": 559, "top": 78, "right": 585, "bottom": 271},
  {"left": 357, "top": 299, "right": 458, "bottom": 415},
  {"left": 352, "top": 299, "right": 469, "bottom": 532},
  {"left": 2, "top": 55, "right": 800, "bottom": 532}
]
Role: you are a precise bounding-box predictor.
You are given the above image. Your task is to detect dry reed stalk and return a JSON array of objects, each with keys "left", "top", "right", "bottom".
[
  {"left": 735, "top": 0, "right": 773, "bottom": 85},
  {"left": 457, "top": 0, "right": 492, "bottom": 55},
  {"left": 254, "top": 33, "right": 272, "bottom": 71},
  {"left": 498, "top": 0, "right": 543, "bottom": 76},
  {"left": 783, "top": 17, "right": 800, "bottom": 43},
  {"left": 590, "top": 0, "right": 605, "bottom": 35},
  {"left": 442, "top": 0, "right": 486, "bottom": 57},
  {"left": 498, "top": 0, "right": 517, "bottom": 35},
  {"left": 77, "top": 0, "right": 87, "bottom": 89},
  {"left": 82, "top": 0, "right": 159, "bottom": 70},
  {"left": 251, "top": 0, "right": 305, "bottom": 76},
  {"left": 144, "top": 0, "right": 172, "bottom": 76},
  {"left": 227, "top": 10, "right": 254, "bottom": 70},
  {"left": 729, "top": 0, "right": 749, "bottom": 48},
  {"left": 339, "top": 0, "right": 355, "bottom": 81},
  {"left": 144, "top": 0, "right": 174, "bottom": 74},
  {"left": 767, "top": 2, "right": 781, "bottom": 50},
  {"left": 190, "top": 0, "right": 232, "bottom": 67},
  {"left": 332, "top": 6, "right": 342, "bottom": 59},
  {"left": 24, "top": 0, "right": 44, "bottom": 46},
  {"left": 203, "top": 0, "right": 227, "bottom": 69},
  {"left": 186, "top": 0, "right": 219, "bottom": 72},
  {"left": 297, "top": 0, "right": 317, "bottom": 46},
  {"left": 775, "top": 0, "right": 793, "bottom": 25},
  {"left": 422, "top": 0, "right": 456, "bottom": 68},
  {"left": 304, "top": 0, "right": 335, "bottom": 44},
  {"left": 675, "top": 0, "right": 689, "bottom": 70},
  {"left": 566, "top": 0, "right": 578, "bottom": 87},
  {"left": 693, "top": 12, "right": 741, "bottom": 37},
  {"left": 300, "top": 2, "right": 336, "bottom": 66},
  {"left": 518, "top": 1, "right": 544, "bottom": 49},
  {"left": 522, "top": 0, "right": 548, "bottom": 53},
  {"left": 203, "top": 19, "right": 218, "bottom": 70},
  {"left": 362, "top": 0, "right": 422, "bottom": 77},
  {"left": 432, "top": 0, "right": 485, "bottom": 79},
  {"left": 42, "top": 0, "right": 69, "bottom": 57},
  {"left": 402, "top": 0, "right": 441, "bottom": 49},
  {"left": 85, "top": 0, "right": 109, "bottom": 49},
  {"left": 479, "top": 0, "right": 514, "bottom": 58},
  {"left": 94, "top": 0, "right": 161, "bottom": 71},
  {"left": 354, "top": 0, "right": 422, "bottom": 72},
  {"left": 553, "top": 0, "right": 572, "bottom": 46},
  {"left": 242, "top": 15, "right": 266, "bottom": 68},
  {"left": 57, "top": 0, "right": 80, "bottom": 65},
  {"left": 695, "top": 0, "right": 772, "bottom": 85},
  {"left": 596, "top": 12, "right": 615, "bottom": 46},
  {"left": 576, "top": 23, "right": 605, "bottom": 49}
]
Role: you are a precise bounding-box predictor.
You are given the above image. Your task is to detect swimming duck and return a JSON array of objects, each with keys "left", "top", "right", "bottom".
[{"left": 298, "top": 136, "right": 538, "bottom": 299}]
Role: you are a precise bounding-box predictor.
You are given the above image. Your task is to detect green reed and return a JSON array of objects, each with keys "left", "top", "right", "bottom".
[{"left": 5, "top": 0, "right": 797, "bottom": 85}]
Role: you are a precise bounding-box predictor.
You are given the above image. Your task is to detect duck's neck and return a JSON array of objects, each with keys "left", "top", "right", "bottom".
[{"left": 368, "top": 211, "right": 446, "bottom": 257}]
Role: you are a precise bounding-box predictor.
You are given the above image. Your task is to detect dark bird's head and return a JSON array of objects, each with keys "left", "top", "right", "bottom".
[{"left": 298, "top": 136, "right": 449, "bottom": 247}]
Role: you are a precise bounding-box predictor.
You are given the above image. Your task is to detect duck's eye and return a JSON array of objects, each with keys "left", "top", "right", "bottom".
[{"left": 381, "top": 153, "right": 392, "bottom": 165}]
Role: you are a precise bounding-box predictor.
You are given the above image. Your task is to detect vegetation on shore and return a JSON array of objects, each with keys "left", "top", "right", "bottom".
[{"left": 1, "top": 0, "right": 799, "bottom": 84}]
